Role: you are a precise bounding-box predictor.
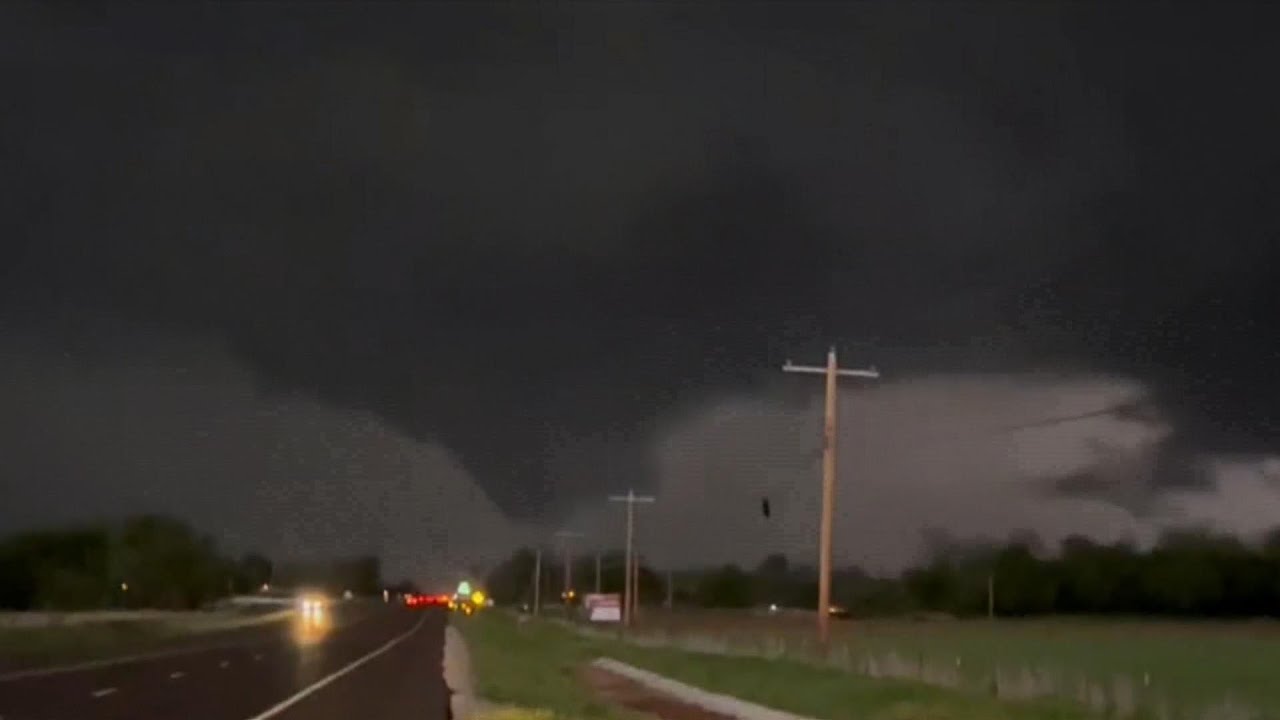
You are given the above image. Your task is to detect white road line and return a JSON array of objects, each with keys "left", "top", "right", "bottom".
[
  {"left": 220, "top": 660, "right": 231, "bottom": 669},
  {"left": 91, "top": 687, "right": 118, "bottom": 698},
  {"left": 169, "top": 671, "right": 186, "bottom": 679},
  {"left": 243, "top": 615, "right": 425, "bottom": 720}
]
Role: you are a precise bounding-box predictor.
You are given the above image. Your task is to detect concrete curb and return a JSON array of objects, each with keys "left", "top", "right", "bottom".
[
  {"left": 443, "top": 625, "right": 478, "bottom": 720},
  {"left": 591, "top": 658, "right": 822, "bottom": 720}
]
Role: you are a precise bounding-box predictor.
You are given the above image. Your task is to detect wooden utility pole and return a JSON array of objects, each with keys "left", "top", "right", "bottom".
[
  {"left": 532, "top": 548, "right": 542, "bottom": 616},
  {"left": 595, "top": 552, "right": 602, "bottom": 593},
  {"left": 632, "top": 551, "right": 641, "bottom": 620},
  {"left": 783, "top": 347, "right": 879, "bottom": 650},
  {"left": 665, "top": 568, "right": 674, "bottom": 609},
  {"left": 555, "top": 530, "right": 583, "bottom": 600},
  {"left": 987, "top": 572, "right": 995, "bottom": 619},
  {"left": 608, "top": 490, "right": 655, "bottom": 627}
]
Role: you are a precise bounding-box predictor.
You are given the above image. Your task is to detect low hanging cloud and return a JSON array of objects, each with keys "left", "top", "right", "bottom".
[
  {"left": 0, "top": 329, "right": 530, "bottom": 586},
  {"left": 7, "top": 324, "right": 1280, "bottom": 577},
  {"left": 560, "top": 372, "right": 1279, "bottom": 572},
  {"left": 1157, "top": 459, "right": 1280, "bottom": 540}
]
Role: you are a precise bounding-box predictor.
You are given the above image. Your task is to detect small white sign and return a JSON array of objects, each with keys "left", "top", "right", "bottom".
[
  {"left": 590, "top": 606, "right": 621, "bottom": 622},
  {"left": 583, "top": 593, "right": 621, "bottom": 623}
]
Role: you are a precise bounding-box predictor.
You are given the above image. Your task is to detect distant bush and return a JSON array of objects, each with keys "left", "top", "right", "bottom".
[{"left": 0, "top": 515, "right": 274, "bottom": 610}]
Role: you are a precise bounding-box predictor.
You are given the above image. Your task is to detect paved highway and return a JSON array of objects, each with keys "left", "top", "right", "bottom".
[{"left": 0, "top": 607, "right": 450, "bottom": 720}]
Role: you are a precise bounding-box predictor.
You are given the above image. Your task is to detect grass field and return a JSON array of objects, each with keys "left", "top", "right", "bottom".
[
  {"left": 457, "top": 611, "right": 1100, "bottom": 720},
  {"left": 583, "top": 610, "right": 1278, "bottom": 720}
]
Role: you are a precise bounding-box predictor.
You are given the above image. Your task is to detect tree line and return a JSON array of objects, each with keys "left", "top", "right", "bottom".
[
  {"left": 0, "top": 514, "right": 385, "bottom": 610},
  {"left": 893, "top": 528, "right": 1280, "bottom": 618},
  {"left": 487, "top": 528, "right": 1280, "bottom": 617}
]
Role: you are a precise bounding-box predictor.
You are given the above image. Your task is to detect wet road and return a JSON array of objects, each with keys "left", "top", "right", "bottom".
[{"left": 0, "top": 608, "right": 450, "bottom": 720}]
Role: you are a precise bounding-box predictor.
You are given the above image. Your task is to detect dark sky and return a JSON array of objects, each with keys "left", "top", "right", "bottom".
[{"left": 3, "top": 3, "right": 1279, "bottom": 580}]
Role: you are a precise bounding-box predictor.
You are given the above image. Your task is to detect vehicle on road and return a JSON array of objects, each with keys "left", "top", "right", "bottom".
[
  {"left": 405, "top": 593, "right": 449, "bottom": 608},
  {"left": 297, "top": 592, "right": 330, "bottom": 619}
]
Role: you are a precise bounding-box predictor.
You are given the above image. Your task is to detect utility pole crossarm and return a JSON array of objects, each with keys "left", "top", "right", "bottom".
[
  {"left": 607, "top": 495, "right": 655, "bottom": 503},
  {"left": 783, "top": 360, "right": 880, "bottom": 378}
]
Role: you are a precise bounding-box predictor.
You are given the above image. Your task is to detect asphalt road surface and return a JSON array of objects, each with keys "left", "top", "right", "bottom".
[{"left": 0, "top": 607, "right": 450, "bottom": 720}]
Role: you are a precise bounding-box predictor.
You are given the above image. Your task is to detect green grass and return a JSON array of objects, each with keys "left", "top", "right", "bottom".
[
  {"left": 606, "top": 612, "right": 1279, "bottom": 719},
  {"left": 456, "top": 612, "right": 1097, "bottom": 720},
  {"left": 457, "top": 612, "right": 634, "bottom": 720},
  {"left": 844, "top": 618, "right": 1277, "bottom": 717}
]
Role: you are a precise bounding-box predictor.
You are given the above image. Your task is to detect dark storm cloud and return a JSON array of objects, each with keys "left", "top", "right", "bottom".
[{"left": 2, "top": 2, "right": 1279, "bottom": 526}]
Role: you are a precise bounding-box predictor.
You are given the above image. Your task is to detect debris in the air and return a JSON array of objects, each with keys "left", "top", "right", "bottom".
[{"left": 761, "top": 497, "right": 771, "bottom": 518}]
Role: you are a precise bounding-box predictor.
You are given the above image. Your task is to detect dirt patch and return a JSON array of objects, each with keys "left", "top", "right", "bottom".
[{"left": 579, "top": 664, "right": 738, "bottom": 720}]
